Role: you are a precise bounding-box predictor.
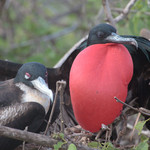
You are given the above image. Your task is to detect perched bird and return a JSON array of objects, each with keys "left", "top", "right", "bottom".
[
  {"left": 69, "top": 24, "right": 138, "bottom": 132},
  {"left": 0, "top": 62, "right": 53, "bottom": 150},
  {"left": 69, "top": 24, "right": 150, "bottom": 132},
  {"left": 0, "top": 24, "right": 150, "bottom": 131}
]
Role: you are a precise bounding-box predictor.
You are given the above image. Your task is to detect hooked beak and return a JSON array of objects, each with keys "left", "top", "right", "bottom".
[
  {"left": 31, "top": 77, "right": 53, "bottom": 102},
  {"left": 105, "top": 33, "right": 138, "bottom": 49}
]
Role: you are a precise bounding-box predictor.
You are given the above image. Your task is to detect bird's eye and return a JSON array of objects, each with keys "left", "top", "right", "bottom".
[
  {"left": 45, "top": 71, "right": 48, "bottom": 78},
  {"left": 25, "top": 72, "right": 31, "bottom": 79},
  {"left": 45, "top": 71, "right": 48, "bottom": 83},
  {"left": 97, "top": 31, "right": 104, "bottom": 38}
]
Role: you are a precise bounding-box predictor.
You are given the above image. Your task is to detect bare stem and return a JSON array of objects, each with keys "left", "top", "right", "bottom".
[
  {"left": 114, "top": 0, "right": 138, "bottom": 23},
  {"left": 114, "top": 97, "right": 150, "bottom": 117}
]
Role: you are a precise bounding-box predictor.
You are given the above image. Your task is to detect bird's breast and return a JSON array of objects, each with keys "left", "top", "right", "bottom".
[
  {"left": 16, "top": 83, "right": 50, "bottom": 114},
  {"left": 69, "top": 43, "right": 133, "bottom": 132}
]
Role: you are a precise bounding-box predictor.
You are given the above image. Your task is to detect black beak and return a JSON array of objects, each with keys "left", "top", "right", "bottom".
[{"left": 105, "top": 33, "right": 138, "bottom": 49}]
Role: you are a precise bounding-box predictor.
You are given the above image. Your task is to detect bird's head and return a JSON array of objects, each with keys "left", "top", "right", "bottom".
[
  {"left": 87, "top": 23, "right": 138, "bottom": 48},
  {"left": 14, "top": 62, "right": 53, "bottom": 101}
]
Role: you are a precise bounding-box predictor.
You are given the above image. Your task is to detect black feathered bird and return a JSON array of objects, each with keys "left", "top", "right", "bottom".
[
  {"left": 0, "top": 23, "right": 150, "bottom": 130},
  {"left": 0, "top": 62, "right": 54, "bottom": 150}
]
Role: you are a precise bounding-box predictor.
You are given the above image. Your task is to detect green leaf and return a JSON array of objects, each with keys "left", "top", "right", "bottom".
[
  {"left": 54, "top": 141, "right": 64, "bottom": 150},
  {"left": 134, "top": 140, "right": 149, "bottom": 150},
  {"left": 88, "top": 141, "right": 101, "bottom": 148},
  {"left": 68, "top": 143, "right": 77, "bottom": 150},
  {"left": 140, "top": 134, "right": 149, "bottom": 142},
  {"left": 59, "top": 133, "right": 65, "bottom": 139},
  {"left": 102, "top": 142, "right": 119, "bottom": 150},
  {"left": 135, "top": 118, "right": 150, "bottom": 135},
  {"left": 52, "top": 133, "right": 65, "bottom": 140},
  {"left": 135, "top": 120, "right": 145, "bottom": 135}
]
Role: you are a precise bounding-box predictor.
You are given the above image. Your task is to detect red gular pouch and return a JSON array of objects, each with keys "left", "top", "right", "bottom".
[{"left": 69, "top": 43, "right": 133, "bottom": 133}]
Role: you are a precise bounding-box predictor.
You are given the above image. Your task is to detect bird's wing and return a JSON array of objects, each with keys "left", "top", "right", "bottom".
[
  {"left": 0, "top": 60, "right": 22, "bottom": 80},
  {"left": 0, "top": 102, "right": 45, "bottom": 131},
  {"left": 122, "top": 35, "right": 150, "bottom": 62},
  {"left": 0, "top": 102, "right": 45, "bottom": 150},
  {"left": 0, "top": 79, "right": 23, "bottom": 107}
]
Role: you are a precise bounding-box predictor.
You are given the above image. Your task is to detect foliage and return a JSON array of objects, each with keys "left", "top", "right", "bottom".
[
  {"left": 68, "top": 143, "right": 77, "bottom": 150},
  {"left": 135, "top": 118, "right": 150, "bottom": 135},
  {"left": 52, "top": 133, "right": 77, "bottom": 150},
  {"left": 88, "top": 141, "right": 119, "bottom": 150},
  {"left": 0, "top": 0, "right": 149, "bottom": 66},
  {"left": 132, "top": 118, "right": 150, "bottom": 150}
]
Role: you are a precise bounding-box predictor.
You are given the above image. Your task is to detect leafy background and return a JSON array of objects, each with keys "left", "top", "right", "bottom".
[
  {"left": 0, "top": 0, "right": 150, "bottom": 149},
  {"left": 0, "top": 0, "right": 150, "bottom": 67}
]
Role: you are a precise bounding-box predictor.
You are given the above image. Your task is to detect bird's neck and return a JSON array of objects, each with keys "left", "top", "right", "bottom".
[{"left": 15, "top": 83, "right": 50, "bottom": 114}]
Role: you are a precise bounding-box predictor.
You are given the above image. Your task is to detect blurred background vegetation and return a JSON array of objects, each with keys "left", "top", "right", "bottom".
[{"left": 0, "top": 0, "right": 150, "bottom": 67}]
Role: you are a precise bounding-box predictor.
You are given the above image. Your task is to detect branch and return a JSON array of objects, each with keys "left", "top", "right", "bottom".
[
  {"left": 130, "top": 112, "right": 141, "bottom": 140},
  {"left": 102, "top": 0, "right": 115, "bottom": 26},
  {"left": 0, "top": 0, "right": 6, "bottom": 15},
  {"left": 58, "top": 80, "right": 67, "bottom": 133},
  {"left": 9, "top": 24, "right": 79, "bottom": 50},
  {"left": 0, "top": 125, "right": 97, "bottom": 150},
  {"left": 102, "top": 0, "right": 137, "bottom": 25},
  {"left": 0, "top": 125, "right": 57, "bottom": 148},
  {"left": 111, "top": 7, "right": 150, "bottom": 16},
  {"left": 114, "top": 0, "right": 138, "bottom": 23},
  {"left": 127, "top": 123, "right": 150, "bottom": 137},
  {"left": 44, "top": 81, "right": 61, "bottom": 135},
  {"left": 114, "top": 97, "right": 150, "bottom": 116}
]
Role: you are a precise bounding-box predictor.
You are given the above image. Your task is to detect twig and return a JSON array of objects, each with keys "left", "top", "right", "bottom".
[
  {"left": 57, "top": 80, "right": 67, "bottom": 133},
  {"left": 22, "top": 126, "right": 28, "bottom": 150},
  {"left": 44, "top": 81, "right": 60, "bottom": 135},
  {"left": 114, "top": 0, "right": 138, "bottom": 23},
  {"left": 0, "top": 0, "right": 6, "bottom": 16},
  {"left": 0, "top": 125, "right": 57, "bottom": 147},
  {"left": 95, "top": 130, "right": 102, "bottom": 140},
  {"left": 105, "top": 125, "right": 112, "bottom": 141},
  {"left": 102, "top": 0, "right": 137, "bottom": 25},
  {"left": 111, "top": 7, "right": 150, "bottom": 16},
  {"left": 9, "top": 24, "right": 79, "bottom": 51},
  {"left": 48, "top": 4, "right": 83, "bottom": 24},
  {"left": 130, "top": 112, "right": 141, "bottom": 141},
  {"left": 114, "top": 97, "right": 150, "bottom": 116},
  {"left": 102, "top": 0, "right": 115, "bottom": 26},
  {"left": 0, "top": 125, "right": 97, "bottom": 150},
  {"left": 67, "top": 133, "right": 92, "bottom": 138},
  {"left": 115, "top": 114, "right": 127, "bottom": 144},
  {"left": 95, "top": 124, "right": 110, "bottom": 140},
  {"left": 139, "top": 107, "right": 150, "bottom": 114},
  {"left": 127, "top": 123, "right": 150, "bottom": 137},
  {"left": 38, "top": 80, "right": 66, "bottom": 150}
]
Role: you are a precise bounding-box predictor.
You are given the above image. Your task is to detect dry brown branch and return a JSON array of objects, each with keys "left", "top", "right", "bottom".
[
  {"left": 114, "top": 97, "right": 150, "bottom": 116},
  {"left": 0, "top": 125, "right": 97, "bottom": 150},
  {"left": 114, "top": 0, "right": 138, "bottom": 23},
  {"left": 58, "top": 80, "right": 67, "bottom": 133},
  {"left": 127, "top": 123, "right": 150, "bottom": 137},
  {"left": 44, "top": 81, "right": 61, "bottom": 135},
  {"left": 102, "top": 0, "right": 137, "bottom": 26},
  {"left": 0, "top": 125, "right": 57, "bottom": 148},
  {"left": 102, "top": 0, "right": 115, "bottom": 26},
  {"left": 111, "top": 7, "right": 150, "bottom": 16},
  {"left": 38, "top": 80, "right": 66, "bottom": 150},
  {"left": 22, "top": 126, "right": 28, "bottom": 150},
  {"left": 48, "top": 4, "right": 83, "bottom": 24},
  {"left": 0, "top": 0, "right": 6, "bottom": 15},
  {"left": 9, "top": 24, "right": 79, "bottom": 51},
  {"left": 130, "top": 112, "right": 141, "bottom": 141}
]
